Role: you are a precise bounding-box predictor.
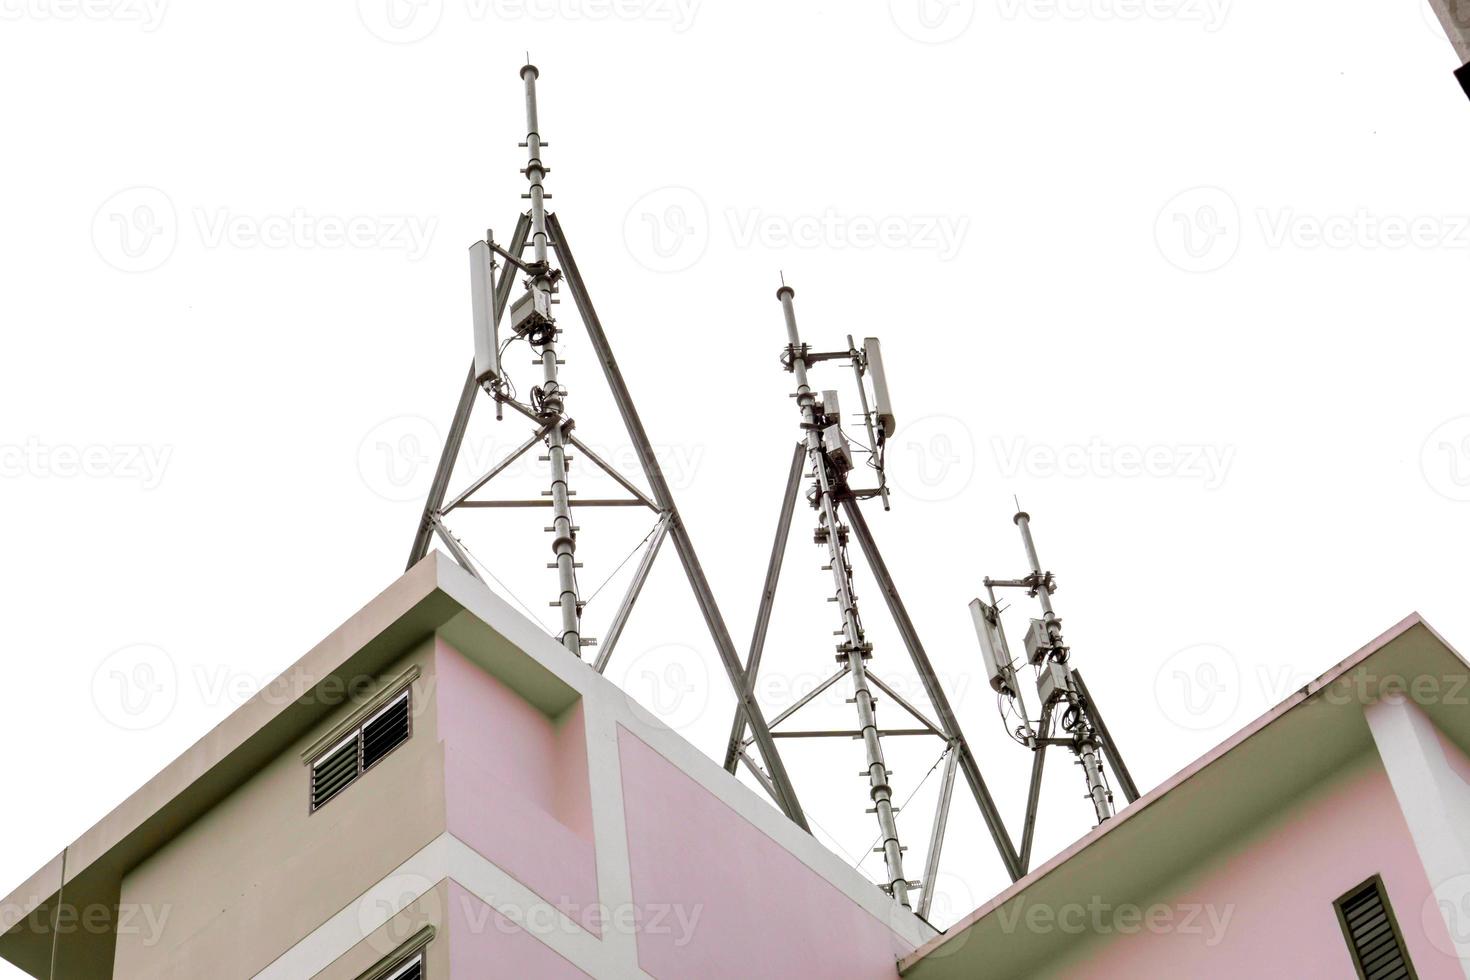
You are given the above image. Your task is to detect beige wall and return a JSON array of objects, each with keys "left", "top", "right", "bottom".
[
  {"left": 313, "top": 882, "right": 451, "bottom": 980},
  {"left": 113, "top": 638, "right": 447, "bottom": 979}
]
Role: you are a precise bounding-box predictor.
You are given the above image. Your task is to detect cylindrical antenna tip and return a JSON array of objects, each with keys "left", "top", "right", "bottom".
[
  {"left": 1013, "top": 511, "right": 1030, "bottom": 525},
  {"left": 776, "top": 285, "right": 795, "bottom": 301},
  {"left": 520, "top": 63, "right": 540, "bottom": 80}
]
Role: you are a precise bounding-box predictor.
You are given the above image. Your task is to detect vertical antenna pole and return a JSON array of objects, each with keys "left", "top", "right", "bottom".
[
  {"left": 522, "top": 61, "right": 582, "bottom": 656},
  {"left": 1013, "top": 511, "right": 1113, "bottom": 824},
  {"left": 780, "top": 284, "right": 911, "bottom": 908}
]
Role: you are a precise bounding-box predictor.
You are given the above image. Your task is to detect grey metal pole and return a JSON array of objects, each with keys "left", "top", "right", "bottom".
[
  {"left": 841, "top": 497, "right": 1025, "bottom": 882},
  {"left": 1071, "top": 669, "right": 1139, "bottom": 803},
  {"left": 521, "top": 62, "right": 581, "bottom": 656},
  {"left": 1013, "top": 511, "right": 1113, "bottom": 823},
  {"left": 917, "top": 743, "right": 959, "bottom": 920},
  {"left": 723, "top": 441, "right": 806, "bottom": 773},
  {"left": 779, "top": 284, "right": 910, "bottom": 908}
]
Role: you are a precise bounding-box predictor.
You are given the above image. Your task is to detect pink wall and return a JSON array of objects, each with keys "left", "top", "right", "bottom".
[
  {"left": 435, "top": 640, "right": 599, "bottom": 932},
  {"left": 617, "top": 725, "right": 914, "bottom": 980},
  {"left": 445, "top": 881, "right": 592, "bottom": 979},
  {"left": 1045, "top": 753, "right": 1464, "bottom": 979}
]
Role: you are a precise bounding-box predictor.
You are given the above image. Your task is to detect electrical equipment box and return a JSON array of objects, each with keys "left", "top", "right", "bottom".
[
  {"left": 510, "top": 286, "right": 553, "bottom": 338},
  {"left": 469, "top": 240, "right": 499, "bottom": 383},
  {"left": 863, "top": 337, "right": 896, "bottom": 439},
  {"left": 820, "top": 389, "right": 841, "bottom": 424},
  {"left": 1024, "top": 617, "right": 1057, "bottom": 665},
  {"left": 1036, "top": 660, "right": 1072, "bottom": 706},
  {"left": 969, "top": 598, "right": 1019, "bottom": 696},
  {"left": 822, "top": 423, "right": 854, "bottom": 472}
]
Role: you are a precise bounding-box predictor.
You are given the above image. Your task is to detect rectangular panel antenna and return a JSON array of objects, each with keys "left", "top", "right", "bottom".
[
  {"left": 469, "top": 240, "right": 498, "bottom": 383},
  {"left": 863, "top": 337, "right": 896, "bottom": 438},
  {"left": 969, "top": 598, "right": 1019, "bottom": 695}
]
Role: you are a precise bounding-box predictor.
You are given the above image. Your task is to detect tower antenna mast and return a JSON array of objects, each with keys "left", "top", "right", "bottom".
[
  {"left": 780, "top": 284, "right": 908, "bottom": 906},
  {"left": 723, "top": 282, "right": 1026, "bottom": 913},
  {"left": 405, "top": 62, "right": 809, "bottom": 830},
  {"left": 973, "top": 509, "right": 1141, "bottom": 867}
]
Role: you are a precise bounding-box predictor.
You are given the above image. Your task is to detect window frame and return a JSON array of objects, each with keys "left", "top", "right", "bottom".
[
  {"left": 1333, "top": 874, "right": 1419, "bottom": 980},
  {"left": 309, "top": 686, "right": 413, "bottom": 813}
]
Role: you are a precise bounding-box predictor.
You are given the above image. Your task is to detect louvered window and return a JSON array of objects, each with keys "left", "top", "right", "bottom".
[
  {"left": 382, "top": 953, "right": 422, "bottom": 980},
  {"left": 310, "top": 689, "right": 412, "bottom": 811},
  {"left": 1335, "top": 876, "right": 1417, "bottom": 980}
]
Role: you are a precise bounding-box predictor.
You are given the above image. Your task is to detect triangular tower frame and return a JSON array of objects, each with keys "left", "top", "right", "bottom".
[{"left": 405, "top": 63, "right": 809, "bottom": 831}]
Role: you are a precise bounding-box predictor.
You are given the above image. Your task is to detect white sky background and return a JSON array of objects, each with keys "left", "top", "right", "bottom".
[{"left": 2, "top": 0, "right": 1470, "bottom": 969}]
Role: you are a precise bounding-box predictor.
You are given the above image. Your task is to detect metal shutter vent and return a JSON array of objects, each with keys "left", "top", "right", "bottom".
[
  {"left": 311, "top": 688, "right": 412, "bottom": 812},
  {"left": 383, "top": 953, "right": 423, "bottom": 980},
  {"left": 1337, "top": 878, "right": 1416, "bottom": 980},
  {"left": 311, "top": 736, "right": 360, "bottom": 811},
  {"left": 363, "top": 692, "right": 411, "bottom": 770}
]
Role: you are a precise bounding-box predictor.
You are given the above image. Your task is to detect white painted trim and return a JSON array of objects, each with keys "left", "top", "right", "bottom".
[
  {"left": 579, "top": 692, "right": 644, "bottom": 973},
  {"left": 435, "top": 558, "right": 936, "bottom": 952},
  {"left": 1365, "top": 697, "right": 1470, "bottom": 979},
  {"left": 251, "top": 832, "right": 652, "bottom": 980}
]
